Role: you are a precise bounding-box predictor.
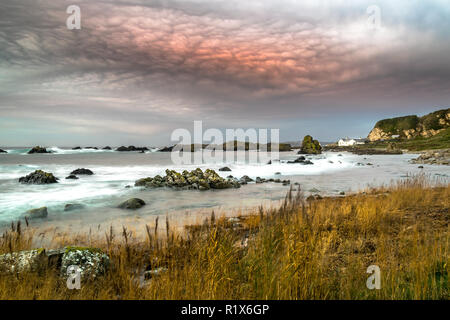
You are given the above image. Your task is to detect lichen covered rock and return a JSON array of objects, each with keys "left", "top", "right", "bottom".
[
  {"left": 24, "top": 206, "right": 48, "bottom": 219},
  {"left": 60, "top": 247, "right": 110, "bottom": 278}
]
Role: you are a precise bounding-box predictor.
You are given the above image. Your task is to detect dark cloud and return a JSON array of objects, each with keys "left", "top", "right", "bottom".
[{"left": 0, "top": 0, "right": 449, "bottom": 146}]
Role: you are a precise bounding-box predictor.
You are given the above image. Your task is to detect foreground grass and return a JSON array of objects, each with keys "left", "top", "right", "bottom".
[{"left": 0, "top": 176, "right": 448, "bottom": 299}]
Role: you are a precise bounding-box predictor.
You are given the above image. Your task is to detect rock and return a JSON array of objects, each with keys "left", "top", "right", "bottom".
[
  {"left": 298, "top": 135, "right": 322, "bottom": 154},
  {"left": 0, "top": 148, "right": 7, "bottom": 153},
  {"left": 418, "top": 166, "right": 424, "bottom": 169},
  {"left": 65, "top": 175, "right": 79, "bottom": 180},
  {"left": 19, "top": 170, "right": 58, "bottom": 184},
  {"left": 60, "top": 247, "right": 110, "bottom": 279},
  {"left": 274, "top": 172, "right": 281, "bottom": 175},
  {"left": 102, "top": 146, "right": 112, "bottom": 150},
  {"left": 72, "top": 146, "right": 82, "bottom": 150},
  {"left": 410, "top": 149, "right": 449, "bottom": 166},
  {"left": 85, "top": 147, "right": 98, "bottom": 150},
  {"left": 0, "top": 247, "right": 110, "bottom": 279},
  {"left": 339, "top": 191, "right": 345, "bottom": 195},
  {"left": 64, "top": 204, "right": 85, "bottom": 212},
  {"left": 240, "top": 175, "right": 254, "bottom": 183},
  {"left": 219, "top": 166, "right": 232, "bottom": 171},
  {"left": 267, "top": 160, "right": 272, "bottom": 164},
  {"left": 0, "top": 249, "right": 47, "bottom": 274},
  {"left": 27, "top": 146, "right": 51, "bottom": 154},
  {"left": 116, "top": 146, "right": 149, "bottom": 152},
  {"left": 118, "top": 198, "right": 146, "bottom": 209},
  {"left": 70, "top": 168, "right": 94, "bottom": 175},
  {"left": 24, "top": 207, "right": 48, "bottom": 219},
  {"left": 158, "top": 146, "right": 174, "bottom": 152},
  {"left": 306, "top": 194, "right": 323, "bottom": 201},
  {"left": 135, "top": 169, "right": 241, "bottom": 190}
]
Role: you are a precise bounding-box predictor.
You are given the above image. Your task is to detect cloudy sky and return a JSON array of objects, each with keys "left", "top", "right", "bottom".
[{"left": 0, "top": 0, "right": 449, "bottom": 147}]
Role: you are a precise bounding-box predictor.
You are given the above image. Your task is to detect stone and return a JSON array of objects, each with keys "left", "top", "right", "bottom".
[
  {"left": 24, "top": 207, "right": 48, "bottom": 219},
  {"left": 19, "top": 170, "right": 58, "bottom": 184},
  {"left": 27, "top": 146, "right": 51, "bottom": 154},
  {"left": 65, "top": 175, "right": 79, "bottom": 180},
  {"left": 218, "top": 166, "right": 232, "bottom": 171},
  {"left": 70, "top": 168, "right": 94, "bottom": 175},
  {"left": 64, "top": 203, "right": 85, "bottom": 211},
  {"left": 118, "top": 198, "right": 146, "bottom": 209}
]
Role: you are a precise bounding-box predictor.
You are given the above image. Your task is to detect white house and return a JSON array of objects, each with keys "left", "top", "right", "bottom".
[{"left": 338, "top": 137, "right": 367, "bottom": 146}]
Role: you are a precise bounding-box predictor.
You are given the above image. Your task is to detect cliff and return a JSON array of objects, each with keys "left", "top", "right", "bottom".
[{"left": 367, "top": 108, "right": 450, "bottom": 141}]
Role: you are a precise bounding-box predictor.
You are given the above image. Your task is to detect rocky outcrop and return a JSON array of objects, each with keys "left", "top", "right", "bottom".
[
  {"left": 0, "top": 148, "right": 7, "bottom": 153},
  {"left": 116, "top": 146, "right": 149, "bottom": 152},
  {"left": 24, "top": 207, "right": 48, "bottom": 219},
  {"left": 0, "top": 247, "right": 110, "bottom": 279},
  {"left": 368, "top": 108, "right": 450, "bottom": 141},
  {"left": 135, "top": 168, "right": 241, "bottom": 190},
  {"left": 410, "top": 149, "right": 449, "bottom": 165},
  {"left": 118, "top": 198, "right": 146, "bottom": 209},
  {"left": 19, "top": 170, "right": 58, "bottom": 184},
  {"left": 70, "top": 168, "right": 94, "bottom": 175},
  {"left": 298, "top": 135, "right": 322, "bottom": 154},
  {"left": 27, "top": 146, "right": 51, "bottom": 154}
]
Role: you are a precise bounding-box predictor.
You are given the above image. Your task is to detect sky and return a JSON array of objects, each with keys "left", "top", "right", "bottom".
[{"left": 0, "top": 0, "right": 449, "bottom": 147}]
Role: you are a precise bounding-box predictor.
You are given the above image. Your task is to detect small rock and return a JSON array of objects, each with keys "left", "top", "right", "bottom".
[
  {"left": 27, "top": 146, "right": 51, "bottom": 154},
  {"left": 65, "top": 175, "right": 78, "bottom": 180},
  {"left": 64, "top": 204, "right": 85, "bottom": 212},
  {"left": 70, "top": 168, "right": 94, "bottom": 175},
  {"left": 219, "top": 166, "right": 232, "bottom": 172}
]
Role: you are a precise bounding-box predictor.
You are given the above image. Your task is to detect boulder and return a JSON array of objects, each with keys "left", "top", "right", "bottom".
[
  {"left": 298, "top": 135, "right": 322, "bottom": 154},
  {"left": 72, "top": 146, "right": 82, "bottom": 150},
  {"left": 27, "top": 146, "right": 51, "bottom": 154},
  {"left": 19, "top": 170, "right": 58, "bottom": 184},
  {"left": 65, "top": 175, "right": 79, "bottom": 180},
  {"left": 70, "top": 168, "right": 94, "bottom": 175},
  {"left": 60, "top": 247, "right": 110, "bottom": 278},
  {"left": 0, "top": 247, "right": 110, "bottom": 278},
  {"left": 24, "top": 207, "right": 48, "bottom": 219},
  {"left": 102, "top": 146, "right": 112, "bottom": 150},
  {"left": 64, "top": 203, "right": 85, "bottom": 212},
  {"left": 0, "top": 148, "right": 7, "bottom": 153},
  {"left": 219, "top": 166, "right": 232, "bottom": 172},
  {"left": 118, "top": 198, "right": 146, "bottom": 209}
]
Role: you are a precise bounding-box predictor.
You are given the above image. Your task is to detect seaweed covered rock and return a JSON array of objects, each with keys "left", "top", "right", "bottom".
[
  {"left": 27, "top": 146, "right": 51, "bottom": 154},
  {"left": 70, "top": 168, "right": 94, "bottom": 175},
  {"left": 19, "top": 170, "right": 58, "bottom": 184},
  {"left": 299, "top": 135, "right": 322, "bottom": 154},
  {"left": 134, "top": 168, "right": 240, "bottom": 190}
]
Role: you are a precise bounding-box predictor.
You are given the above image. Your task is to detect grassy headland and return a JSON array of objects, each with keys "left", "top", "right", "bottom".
[{"left": 0, "top": 176, "right": 448, "bottom": 299}]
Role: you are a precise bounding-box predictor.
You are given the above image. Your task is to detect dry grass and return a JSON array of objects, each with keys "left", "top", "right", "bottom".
[{"left": 0, "top": 175, "right": 448, "bottom": 300}]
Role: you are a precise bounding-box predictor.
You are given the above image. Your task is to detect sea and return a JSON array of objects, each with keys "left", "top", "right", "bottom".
[{"left": 0, "top": 147, "right": 449, "bottom": 233}]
